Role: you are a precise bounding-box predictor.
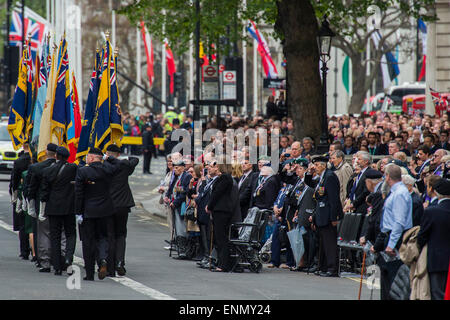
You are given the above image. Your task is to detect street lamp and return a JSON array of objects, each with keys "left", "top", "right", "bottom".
[{"left": 317, "top": 15, "right": 335, "bottom": 154}]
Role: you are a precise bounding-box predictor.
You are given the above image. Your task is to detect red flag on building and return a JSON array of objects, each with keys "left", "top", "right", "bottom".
[
  {"left": 165, "top": 40, "right": 176, "bottom": 94},
  {"left": 140, "top": 21, "right": 154, "bottom": 88}
]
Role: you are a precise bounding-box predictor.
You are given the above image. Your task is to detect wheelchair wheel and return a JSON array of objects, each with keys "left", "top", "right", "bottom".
[
  {"left": 249, "top": 260, "right": 263, "bottom": 273},
  {"left": 260, "top": 253, "right": 271, "bottom": 264}
]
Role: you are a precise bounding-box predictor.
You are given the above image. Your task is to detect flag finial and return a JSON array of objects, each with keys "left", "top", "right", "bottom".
[{"left": 105, "top": 30, "right": 110, "bottom": 40}]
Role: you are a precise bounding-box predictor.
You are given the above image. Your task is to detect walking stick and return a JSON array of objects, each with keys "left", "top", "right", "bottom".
[
  {"left": 169, "top": 207, "right": 176, "bottom": 258},
  {"left": 209, "top": 220, "right": 214, "bottom": 271},
  {"left": 358, "top": 251, "right": 367, "bottom": 300}
]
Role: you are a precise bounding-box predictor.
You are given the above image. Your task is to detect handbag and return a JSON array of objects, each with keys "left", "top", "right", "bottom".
[
  {"left": 278, "top": 225, "right": 289, "bottom": 248},
  {"left": 185, "top": 205, "right": 196, "bottom": 221}
]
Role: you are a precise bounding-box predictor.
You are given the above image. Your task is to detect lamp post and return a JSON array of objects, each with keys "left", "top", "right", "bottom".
[{"left": 317, "top": 16, "right": 335, "bottom": 154}]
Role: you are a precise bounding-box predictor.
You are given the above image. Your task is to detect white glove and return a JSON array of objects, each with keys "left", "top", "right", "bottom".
[
  {"left": 28, "top": 199, "right": 36, "bottom": 218},
  {"left": 38, "top": 202, "right": 46, "bottom": 222},
  {"left": 11, "top": 190, "right": 18, "bottom": 203},
  {"left": 16, "top": 198, "right": 23, "bottom": 213},
  {"left": 22, "top": 198, "right": 28, "bottom": 212},
  {"left": 76, "top": 215, "right": 83, "bottom": 225},
  {"left": 102, "top": 154, "right": 108, "bottom": 161}
]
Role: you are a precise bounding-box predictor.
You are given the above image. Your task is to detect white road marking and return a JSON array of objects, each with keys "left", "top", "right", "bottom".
[{"left": 0, "top": 218, "right": 176, "bottom": 300}]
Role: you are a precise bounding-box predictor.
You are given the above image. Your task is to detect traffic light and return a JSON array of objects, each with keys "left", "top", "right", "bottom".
[{"left": 174, "top": 72, "right": 182, "bottom": 96}]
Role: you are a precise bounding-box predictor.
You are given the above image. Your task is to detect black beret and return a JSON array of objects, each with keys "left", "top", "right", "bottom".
[
  {"left": 262, "top": 162, "right": 272, "bottom": 167},
  {"left": 365, "top": 169, "right": 383, "bottom": 180},
  {"left": 56, "top": 146, "right": 70, "bottom": 158},
  {"left": 172, "top": 118, "right": 180, "bottom": 125},
  {"left": 312, "top": 155, "right": 329, "bottom": 163},
  {"left": 47, "top": 143, "right": 58, "bottom": 152},
  {"left": 106, "top": 144, "right": 121, "bottom": 153},
  {"left": 88, "top": 147, "right": 103, "bottom": 156},
  {"left": 433, "top": 178, "right": 450, "bottom": 196},
  {"left": 390, "top": 159, "right": 406, "bottom": 167}
]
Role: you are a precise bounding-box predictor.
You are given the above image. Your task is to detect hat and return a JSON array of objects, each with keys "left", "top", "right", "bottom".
[
  {"left": 312, "top": 155, "right": 329, "bottom": 163},
  {"left": 56, "top": 146, "right": 70, "bottom": 158},
  {"left": 88, "top": 147, "right": 103, "bottom": 156},
  {"left": 181, "top": 122, "right": 191, "bottom": 130},
  {"left": 258, "top": 155, "right": 271, "bottom": 162},
  {"left": 390, "top": 159, "right": 406, "bottom": 167},
  {"left": 47, "top": 143, "right": 58, "bottom": 152},
  {"left": 180, "top": 106, "right": 187, "bottom": 111},
  {"left": 168, "top": 105, "right": 175, "bottom": 110},
  {"left": 433, "top": 178, "right": 450, "bottom": 196},
  {"left": 106, "top": 144, "right": 121, "bottom": 153},
  {"left": 173, "top": 160, "right": 185, "bottom": 167},
  {"left": 172, "top": 118, "right": 180, "bottom": 125},
  {"left": 262, "top": 162, "right": 272, "bottom": 167},
  {"left": 365, "top": 169, "right": 383, "bottom": 180},
  {"left": 293, "top": 158, "right": 309, "bottom": 168}
]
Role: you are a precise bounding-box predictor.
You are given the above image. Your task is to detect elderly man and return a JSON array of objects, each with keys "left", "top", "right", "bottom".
[
  {"left": 330, "top": 150, "right": 353, "bottom": 207},
  {"left": 371, "top": 163, "right": 412, "bottom": 300},
  {"left": 306, "top": 156, "right": 342, "bottom": 277},
  {"left": 431, "top": 149, "right": 448, "bottom": 176},
  {"left": 401, "top": 174, "right": 424, "bottom": 227},
  {"left": 345, "top": 151, "right": 371, "bottom": 214}
]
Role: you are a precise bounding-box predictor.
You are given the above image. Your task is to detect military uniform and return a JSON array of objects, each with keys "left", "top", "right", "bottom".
[
  {"left": 106, "top": 144, "right": 139, "bottom": 276},
  {"left": 41, "top": 147, "right": 78, "bottom": 275},
  {"left": 26, "top": 143, "right": 58, "bottom": 271},
  {"left": 307, "top": 156, "right": 342, "bottom": 277},
  {"left": 75, "top": 149, "right": 118, "bottom": 280},
  {"left": 10, "top": 150, "right": 31, "bottom": 259}
]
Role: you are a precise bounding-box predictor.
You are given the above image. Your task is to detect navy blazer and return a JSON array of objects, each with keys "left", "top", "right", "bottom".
[
  {"left": 418, "top": 199, "right": 450, "bottom": 273},
  {"left": 308, "top": 169, "right": 343, "bottom": 228},
  {"left": 168, "top": 171, "right": 192, "bottom": 210}
]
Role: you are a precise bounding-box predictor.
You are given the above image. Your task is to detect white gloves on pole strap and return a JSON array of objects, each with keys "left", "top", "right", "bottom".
[
  {"left": 28, "top": 199, "right": 36, "bottom": 218},
  {"left": 38, "top": 202, "right": 46, "bottom": 222},
  {"left": 16, "top": 198, "right": 23, "bottom": 213},
  {"left": 76, "top": 215, "right": 83, "bottom": 225},
  {"left": 22, "top": 198, "right": 28, "bottom": 212},
  {"left": 11, "top": 190, "right": 18, "bottom": 204}
]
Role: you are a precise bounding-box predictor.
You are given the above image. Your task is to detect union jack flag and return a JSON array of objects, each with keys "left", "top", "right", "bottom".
[
  {"left": 9, "top": 11, "right": 47, "bottom": 62},
  {"left": 57, "top": 56, "right": 69, "bottom": 84},
  {"left": 430, "top": 87, "right": 449, "bottom": 115}
]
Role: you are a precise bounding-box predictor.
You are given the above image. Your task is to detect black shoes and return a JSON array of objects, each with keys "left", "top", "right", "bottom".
[
  {"left": 98, "top": 259, "right": 108, "bottom": 280},
  {"left": 116, "top": 261, "right": 126, "bottom": 276},
  {"left": 83, "top": 276, "right": 94, "bottom": 281},
  {"left": 54, "top": 270, "right": 62, "bottom": 276},
  {"left": 320, "top": 271, "right": 339, "bottom": 277},
  {"left": 30, "top": 256, "right": 37, "bottom": 262},
  {"left": 39, "top": 267, "right": 51, "bottom": 273}
]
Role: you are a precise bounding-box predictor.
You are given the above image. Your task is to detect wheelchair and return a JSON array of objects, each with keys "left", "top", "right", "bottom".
[{"left": 228, "top": 207, "right": 273, "bottom": 273}]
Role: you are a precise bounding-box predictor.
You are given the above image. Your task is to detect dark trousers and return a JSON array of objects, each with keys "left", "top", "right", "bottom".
[
  {"left": 303, "top": 228, "right": 318, "bottom": 267},
  {"left": 318, "top": 224, "right": 338, "bottom": 273},
  {"left": 429, "top": 271, "right": 447, "bottom": 300},
  {"left": 49, "top": 215, "right": 76, "bottom": 271},
  {"left": 212, "top": 212, "right": 232, "bottom": 271},
  {"left": 143, "top": 151, "right": 152, "bottom": 173},
  {"left": 13, "top": 206, "right": 30, "bottom": 257},
  {"left": 270, "top": 220, "right": 295, "bottom": 267},
  {"left": 377, "top": 259, "right": 403, "bottom": 300},
  {"left": 81, "top": 216, "right": 111, "bottom": 278},
  {"left": 107, "top": 208, "right": 129, "bottom": 273}
]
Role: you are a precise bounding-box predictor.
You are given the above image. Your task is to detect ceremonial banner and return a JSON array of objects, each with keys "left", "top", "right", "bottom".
[{"left": 141, "top": 21, "right": 154, "bottom": 88}]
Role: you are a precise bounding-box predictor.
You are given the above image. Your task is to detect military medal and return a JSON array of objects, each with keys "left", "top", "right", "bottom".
[{"left": 318, "top": 186, "right": 325, "bottom": 196}]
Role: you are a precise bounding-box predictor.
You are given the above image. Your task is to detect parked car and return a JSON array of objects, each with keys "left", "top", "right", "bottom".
[{"left": 0, "top": 122, "right": 20, "bottom": 173}]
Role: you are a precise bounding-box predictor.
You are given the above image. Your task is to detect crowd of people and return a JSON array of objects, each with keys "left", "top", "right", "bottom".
[
  {"left": 10, "top": 143, "right": 138, "bottom": 281},
  {"left": 8, "top": 99, "right": 450, "bottom": 300},
  {"left": 155, "top": 107, "right": 450, "bottom": 300}
]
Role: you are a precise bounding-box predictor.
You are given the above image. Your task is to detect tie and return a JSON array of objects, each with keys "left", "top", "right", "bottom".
[{"left": 350, "top": 173, "right": 361, "bottom": 201}]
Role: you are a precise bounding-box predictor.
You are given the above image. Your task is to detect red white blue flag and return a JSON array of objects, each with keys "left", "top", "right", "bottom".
[{"left": 247, "top": 20, "right": 279, "bottom": 79}]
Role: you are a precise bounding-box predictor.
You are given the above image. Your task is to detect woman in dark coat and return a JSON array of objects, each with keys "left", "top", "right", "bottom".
[{"left": 205, "top": 160, "right": 234, "bottom": 272}]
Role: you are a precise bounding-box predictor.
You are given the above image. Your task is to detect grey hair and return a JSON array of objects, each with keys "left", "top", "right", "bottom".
[
  {"left": 332, "top": 150, "right": 345, "bottom": 160},
  {"left": 401, "top": 174, "right": 416, "bottom": 186},
  {"left": 357, "top": 151, "right": 372, "bottom": 164},
  {"left": 385, "top": 163, "right": 402, "bottom": 181},
  {"left": 302, "top": 137, "right": 313, "bottom": 143}
]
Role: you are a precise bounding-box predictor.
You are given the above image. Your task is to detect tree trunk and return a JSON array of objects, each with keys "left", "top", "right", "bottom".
[
  {"left": 276, "top": 0, "right": 322, "bottom": 144},
  {"left": 348, "top": 54, "right": 367, "bottom": 114}
]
